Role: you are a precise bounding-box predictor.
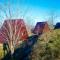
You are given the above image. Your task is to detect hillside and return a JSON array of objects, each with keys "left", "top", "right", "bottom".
[{"left": 29, "top": 29, "right": 60, "bottom": 60}]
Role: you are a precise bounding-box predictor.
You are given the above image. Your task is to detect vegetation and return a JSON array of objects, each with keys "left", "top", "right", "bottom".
[
  {"left": 1, "top": 29, "right": 60, "bottom": 60},
  {"left": 0, "top": 44, "right": 4, "bottom": 60},
  {"left": 29, "top": 29, "right": 60, "bottom": 60}
]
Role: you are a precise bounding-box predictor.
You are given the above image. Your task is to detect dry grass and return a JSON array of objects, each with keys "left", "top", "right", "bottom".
[
  {"left": 0, "top": 44, "right": 4, "bottom": 59},
  {"left": 29, "top": 29, "right": 60, "bottom": 60}
]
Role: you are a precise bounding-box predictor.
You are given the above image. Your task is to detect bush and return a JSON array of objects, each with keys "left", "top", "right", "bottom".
[{"left": 29, "top": 29, "right": 60, "bottom": 60}]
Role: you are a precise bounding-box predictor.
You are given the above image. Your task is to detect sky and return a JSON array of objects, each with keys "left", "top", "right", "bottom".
[{"left": 0, "top": 0, "right": 60, "bottom": 26}]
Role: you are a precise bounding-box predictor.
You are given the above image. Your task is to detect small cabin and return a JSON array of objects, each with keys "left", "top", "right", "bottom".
[
  {"left": 54, "top": 23, "right": 60, "bottom": 29},
  {"left": 33, "top": 22, "right": 50, "bottom": 35}
]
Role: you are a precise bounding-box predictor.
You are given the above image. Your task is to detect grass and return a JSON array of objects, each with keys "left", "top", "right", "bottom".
[
  {"left": 29, "top": 29, "right": 60, "bottom": 60},
  {"left": 0, "top": 44, "right": 4, "bottom": 59}
]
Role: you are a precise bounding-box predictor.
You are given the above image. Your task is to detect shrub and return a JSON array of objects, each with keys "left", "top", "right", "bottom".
[{"left": 29, "top": 29, "right": 60, "bottom": 60}]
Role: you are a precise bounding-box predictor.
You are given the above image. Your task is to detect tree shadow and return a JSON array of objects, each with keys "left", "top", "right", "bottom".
[{"left": 2, "top": 35, "right": 38, "bottom": 60}]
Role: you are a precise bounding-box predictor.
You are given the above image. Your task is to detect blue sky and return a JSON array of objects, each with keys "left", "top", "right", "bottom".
[{"left": 0, "top": 0, "right": 60, "bottom": 26}]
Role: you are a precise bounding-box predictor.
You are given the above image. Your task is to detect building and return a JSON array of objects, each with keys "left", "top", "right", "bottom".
[
  {"left": 33, "top": 22, "right": 50, "bottom": 35},
  {"left": 0, "top": 19, "right": 28, "bottom": 46},
  {"left": 54, "top": 23, "right": 60, "bottom": 29}
]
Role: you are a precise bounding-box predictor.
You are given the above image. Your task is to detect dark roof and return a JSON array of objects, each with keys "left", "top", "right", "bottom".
[
  {"left": 54, "top": 23, "right": 60, "bottom": 29},
  {"left": 35, "top": 22, "right": 47, "bottom": 28},
  {"left": 33, "top": 22, "right": 48, "bottom": 35}
]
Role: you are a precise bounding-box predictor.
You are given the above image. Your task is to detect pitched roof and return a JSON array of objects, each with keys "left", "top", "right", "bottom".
[
  {"left": 33, "top": 22, "right": 50, "bottom": 35},
  {"left": 34, "top": 22, "right": 47, "bottom": 30},
  {"left": 55, "top": 23, "right": 60, "bottom": 29},
  {"left": 0, "top": 28, "right": 7, "bottom": 43},
  {"left": 0, "top": 19, "right": 28, "bottom": 43}
]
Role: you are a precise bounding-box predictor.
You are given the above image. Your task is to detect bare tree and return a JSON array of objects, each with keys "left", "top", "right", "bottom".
[
  {"left": 0, "top": 1, "right": 29, "bottom": 55},
  {"left": 0, "top": 3, "right": 22, "bottom": 55},
  {"left": 47, "top": 11, "right": 57, "bottom": 29},
  {"left": 0, "top": 19, "right": 25, "bottom": 55}
]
